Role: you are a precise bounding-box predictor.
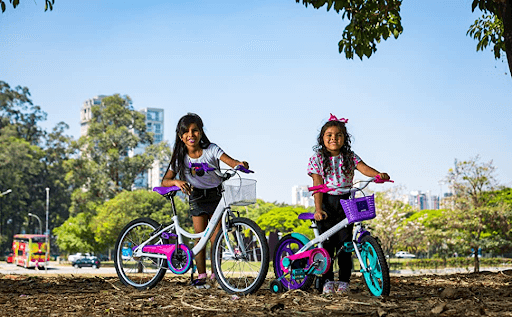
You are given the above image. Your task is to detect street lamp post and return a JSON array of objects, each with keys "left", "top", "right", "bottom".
[
  {"left": 28, "top": 213, "right": 43, "bottom": 235},
  {"left": 45, "top": 188, "right": 49, "bottom": 273},
  {"left": 0, "top": 189, "right": 13, "bottom": 236}
]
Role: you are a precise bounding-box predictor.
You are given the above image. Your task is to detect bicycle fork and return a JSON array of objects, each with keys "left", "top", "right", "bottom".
[{"left": 221, "top": 208, "right": 247, "bottom": 259}]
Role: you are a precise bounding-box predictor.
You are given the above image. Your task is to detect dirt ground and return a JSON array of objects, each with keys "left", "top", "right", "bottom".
[{"left": 1, "top": 270, "right": 512, "bottom": 317}]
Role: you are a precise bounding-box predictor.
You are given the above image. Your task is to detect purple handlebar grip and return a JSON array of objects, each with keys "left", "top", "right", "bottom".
[{"left": 235, "top": 165, "right": 254, "bottom": 173}]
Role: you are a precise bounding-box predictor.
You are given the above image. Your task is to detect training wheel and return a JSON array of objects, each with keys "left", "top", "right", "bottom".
[{"left": 270, "top": 279, "right": 283, "bottom": 293}]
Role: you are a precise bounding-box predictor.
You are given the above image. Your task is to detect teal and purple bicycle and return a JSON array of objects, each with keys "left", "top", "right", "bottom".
[{"left": 270, "top": 176, "right": 393, "bottom": 297}]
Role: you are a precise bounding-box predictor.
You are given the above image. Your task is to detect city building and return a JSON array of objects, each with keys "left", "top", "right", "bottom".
[
  {"left": 80, "top": 95, "right": 107, "bottom": 137},
  {"left": 292, "top": 185, "right": 314, "bottom": 208},
  {"left": 408, "top": 190, "right": 440, "bottom": 210},
  {"left": 133, "top": 108, "right": 166, "bottom": 190}
]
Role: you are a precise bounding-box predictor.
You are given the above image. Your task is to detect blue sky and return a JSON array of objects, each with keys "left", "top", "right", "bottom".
[{"left": 1, "top": 0, "right": 511, "bottom": 204}]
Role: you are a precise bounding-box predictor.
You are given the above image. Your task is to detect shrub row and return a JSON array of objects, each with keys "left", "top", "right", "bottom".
[{"left": 383, "top": 257, "right": 512, "bottom": 271}]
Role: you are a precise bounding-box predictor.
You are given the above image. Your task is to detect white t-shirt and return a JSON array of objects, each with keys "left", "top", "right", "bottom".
[{"left": 169, "top": 143, "right": 225, "bottom": 189}]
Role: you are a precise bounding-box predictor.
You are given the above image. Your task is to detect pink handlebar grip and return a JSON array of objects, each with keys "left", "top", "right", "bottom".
[
  {"left": 307, "top": 184, "right": 334, "bottom": 195},
  {"left": 374, "top": 175, "right": 394, "bottom": 183}
]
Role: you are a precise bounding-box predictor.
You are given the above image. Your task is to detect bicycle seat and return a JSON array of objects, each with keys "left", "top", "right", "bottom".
[
  {"left": 153, "top": 186, "right": 180, "bottom": 195},
  {"left": 298, "top": 213, "right": 315, "bottom": 220}
]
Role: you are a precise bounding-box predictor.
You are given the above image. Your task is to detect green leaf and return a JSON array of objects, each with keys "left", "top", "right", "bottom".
[{"left": 471, "top": 0, "right": 478, "bottom": 12}]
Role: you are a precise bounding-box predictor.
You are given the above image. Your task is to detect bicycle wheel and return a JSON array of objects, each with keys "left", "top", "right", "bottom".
[
  {"left": 359, "top": 235, "right": 390, "bottom": 296},
  {"left": 273, "top": 234, "right": 314, "bottom": 290},
  {"left": 211, "top": 217, "right": 269, "bottom": 295},
  {"left": 114, "top": 218, "right": 167, "bottom": 290}
]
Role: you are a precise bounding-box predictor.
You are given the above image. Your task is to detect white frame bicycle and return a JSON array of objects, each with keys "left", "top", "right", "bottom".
[{"left": 114, "top": 165, "right": 269, "bottom": 295}]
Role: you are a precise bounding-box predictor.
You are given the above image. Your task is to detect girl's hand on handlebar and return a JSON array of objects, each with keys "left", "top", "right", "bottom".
[
  {"left": 376, "top": 173, "right": 390, "bottom": 181},
  {"left": 175, "top": 180, "right": 192, "bottom": 195},
  {"left": 314, "top": 210, "right": 327, "bottom": 221},
  {"left": 238, "top": 161, "right": 249, "bottom": 169}
]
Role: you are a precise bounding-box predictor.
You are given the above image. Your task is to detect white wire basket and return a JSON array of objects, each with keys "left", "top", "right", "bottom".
[{"left": 223, "top": 178, "right": 257, "bottom": 206}]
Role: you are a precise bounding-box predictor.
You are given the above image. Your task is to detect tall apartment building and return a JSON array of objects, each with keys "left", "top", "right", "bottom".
[
  {"left": 80, "top": 97, "right": 166, "bottom": 190},
  {"left": 408, "top": 190, "right": 439, "bottom": 210},
  {"left": 80, "top": 95, "right": 107, "bottom": 137},
  {"left": 134, "top": 108, "right": 166, "bottom": 190},
  {"left": 292, "top": 185, "right": 314, "bottom": 208}
]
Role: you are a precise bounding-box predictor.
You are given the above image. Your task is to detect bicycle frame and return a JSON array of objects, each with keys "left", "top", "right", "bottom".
[
  {"left": 294, "top": 179, "right": 382, "bottom": 273},
  {"left": 132, "top": 182, "right": 245, "bottom": 262},
  {"left": 297, "top": 219, "right": 371, "bottom": 273}
]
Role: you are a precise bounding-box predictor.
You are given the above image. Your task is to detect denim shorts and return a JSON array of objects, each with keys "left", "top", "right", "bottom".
[{"left": 189, "top": 185, "right": 222, "bottom": 217}]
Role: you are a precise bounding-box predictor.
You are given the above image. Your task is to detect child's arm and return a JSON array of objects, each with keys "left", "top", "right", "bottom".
[
  {"left": 311, "top": 173, "right": 328, "bottom": 221},
  {"left": 220, "top": 153, "right": 249, "bottom": 169},
  {"left": 356, "top": 161, "right": 390, "bottom": 180},
  {"left": 161, "top": 169, "right": 192, "bottom": 195}
]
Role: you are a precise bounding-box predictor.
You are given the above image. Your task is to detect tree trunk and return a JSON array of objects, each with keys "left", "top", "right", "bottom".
[
  {"left": 499, "top": 0, "right": 512, "bottom": 76},
  {"left": 474, "top": 254, "right": 480, "bottom": 273}
]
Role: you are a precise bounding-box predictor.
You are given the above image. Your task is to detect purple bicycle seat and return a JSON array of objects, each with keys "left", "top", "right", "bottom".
[
  {"left": 298, "top": 213, "right": 315, "bottom": 220},
  {"left": 153, "top": 186, "right": 180, "bottom": 195}
]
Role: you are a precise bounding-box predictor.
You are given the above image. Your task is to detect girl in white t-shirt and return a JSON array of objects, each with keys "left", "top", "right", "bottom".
[
  {"left": 307, "top": 114, "right": 390, "bottom": 294},
  {"left": 161, "top": 113, "right": 249, "bottom": 288}
]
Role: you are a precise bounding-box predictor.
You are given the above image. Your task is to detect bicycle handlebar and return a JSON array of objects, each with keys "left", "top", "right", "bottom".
[
  {"left": 308, "top": 176, "right": 393, "bottom": 195},
  {"left": 153, "top": 164, "right": 254, "bottom": 195},
  {"left": 189, "top": 162, "right": 216, "bottom": 172}
]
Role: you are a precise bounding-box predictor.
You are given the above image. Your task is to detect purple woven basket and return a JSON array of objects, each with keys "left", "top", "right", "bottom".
[{"left": 340, "top": 194, "right": 376, "bottom": 224}]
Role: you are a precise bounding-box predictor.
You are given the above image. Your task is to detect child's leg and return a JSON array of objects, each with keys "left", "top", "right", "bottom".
[
  {"left": 192, "top": 214, "right": 209, "bottom": 276},
  {"left": 209, "top": 216, "right": 222, "bottom": 276},
  {"left": 317, "top": 218, "right": 337, "bottom": 282},
  {"left": 336, "top": 224, "right": 353, "bottom": 283}
]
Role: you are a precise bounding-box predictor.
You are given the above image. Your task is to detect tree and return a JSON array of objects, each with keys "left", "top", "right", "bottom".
[
  {"left": 368, "top": 190, "right": 413, "bottom": 256},
  {"left": 53, "top": 212, "right": 96, "bottom": 254},
  {"left": 93, "top": 190, "right": 189, "bottom": 252},
  {"left": 445, "top": 156, "right": 510, "bottom": 272},
  {"left": 296, "top": 0, "right": 403, "bottom": 59},
  {"left": 0, "top": 125, "right": 44, "bottom": 251},
  {"left": 0, "top": 0, "right": 54, "bottom": 13},
  {"left": 257, "top": 206, "right": 313, "bottom": 238},
  {"left": 467, "top": 0, "right": 512, "bottom": 76},
  {"left": 65, "top": 94, "right": 167, "bottom": 213},
  {"left": 0, "top": 80, "right": 73, "bottom": 254},
  {"left": 0, "top": 81, "right": 46, "bottom": 145}
]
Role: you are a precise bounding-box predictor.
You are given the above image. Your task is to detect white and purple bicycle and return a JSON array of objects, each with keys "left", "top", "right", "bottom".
[
  {"left": 114, "top": 164, "right": 269, "bottom": 295},
  {"left": 270, "top": 176, "right": 393, "bottom": 297}
]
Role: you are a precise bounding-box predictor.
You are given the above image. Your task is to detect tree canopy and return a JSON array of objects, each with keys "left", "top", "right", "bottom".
[
  {"left": 296, "top": 0, "right": 403, "bottom": 60},
  {"left": 298, "top": 0, "right": 512, "bottom": 76},
  {"left": 0, "top": 80, "right": 73, "bottom": 254},
  {"left": 0, "top": 0, "right": 54, "bottom": 13},
  {"left": 65, "top": 94, "right": 169, "bottom": 214},
  {"left": 467, "top": 0, "right": 512, "bottom": 76}
]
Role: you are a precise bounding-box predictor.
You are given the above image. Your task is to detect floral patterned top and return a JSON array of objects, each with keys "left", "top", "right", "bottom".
[{"left": 307, "top": 151, "right": 362, "bottom": 195}]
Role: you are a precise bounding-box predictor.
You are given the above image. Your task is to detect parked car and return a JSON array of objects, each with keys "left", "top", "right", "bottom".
[
  {"left": 73, "top": 257, "right": 100, "bottom": 269},
  {"left": 395, "top": 251, "right": 416, "bottom": 258}
]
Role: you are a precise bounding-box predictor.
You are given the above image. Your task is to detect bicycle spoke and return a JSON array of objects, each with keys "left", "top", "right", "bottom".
[{"left": 212, "top": 218, "right": 268, "bottom": 294}]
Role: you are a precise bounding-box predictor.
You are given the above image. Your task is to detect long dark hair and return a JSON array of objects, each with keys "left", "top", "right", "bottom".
[
  {"left": 169, "top": 113, "right": 211, "bottom": 179},
  {"left": 314, "top": 120, "right": 355, "bottom": 178}
]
